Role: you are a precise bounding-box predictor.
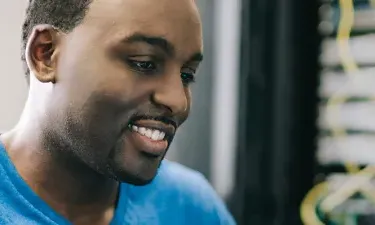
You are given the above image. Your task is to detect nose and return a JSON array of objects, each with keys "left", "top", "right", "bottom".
[{"left": 152, "top": 74, "right": 188, "bottom": 114}]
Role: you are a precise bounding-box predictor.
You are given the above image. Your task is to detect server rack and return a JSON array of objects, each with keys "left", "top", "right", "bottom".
[{"left": 302, "top": 1, "right": 375, "bottom": 224}]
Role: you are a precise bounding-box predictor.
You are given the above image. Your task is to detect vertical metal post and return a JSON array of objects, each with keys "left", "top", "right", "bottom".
[{"left": 229, "top": 0, "right": 321, "bottom": 224}]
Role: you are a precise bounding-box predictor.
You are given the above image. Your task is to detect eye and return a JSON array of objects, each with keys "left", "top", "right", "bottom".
[
  {"left": 180, "top": 72, "right": 196, "bottom": 86},
  {"left": 128, "top": 60, "right": 157, "bottom": 73}
]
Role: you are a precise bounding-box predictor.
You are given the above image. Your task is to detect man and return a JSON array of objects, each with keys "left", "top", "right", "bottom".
[{"left": 0, "top": 0, "right": 235, "bottom": 224}]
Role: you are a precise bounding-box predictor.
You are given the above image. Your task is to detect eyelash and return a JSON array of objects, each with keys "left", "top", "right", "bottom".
[
  {"left": 180, "top": 72, "right": 196, "bottom": 86},
  {"left": 128, "top": 60, "right": 157, "bottom": 73},
  {"left": 128, "top": 59, "right": 196, "bottom": 86}
]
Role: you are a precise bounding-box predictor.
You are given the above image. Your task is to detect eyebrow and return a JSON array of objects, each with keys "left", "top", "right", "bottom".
[
  {"left": 122, "top": 33, "right": 204, "bottom": 62},
  {"left": 122, "top": 33, "right": 175, "bottom": 56}
]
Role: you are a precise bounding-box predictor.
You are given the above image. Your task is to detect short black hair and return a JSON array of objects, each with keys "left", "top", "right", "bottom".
[{"left": 21, "top": 0, "right": 93, "bottom": 81}]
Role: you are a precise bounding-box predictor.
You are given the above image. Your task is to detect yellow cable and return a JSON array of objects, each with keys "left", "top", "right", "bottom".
[
  {"left": 301, "top": 0, "right": 357, "bottom": 224},
  {"left": 300, "top": 182, "right": 328, "bottom": 225},
  {"left": 327, "top": 0, "right": 358, "bottom": 174},
  {"left": 302, "top": 1, "right": 375, "bottom": 223},
  {"left": 323, "top": 0, "right": 375, "bottom": 212},
  {"left": 300, "top": 167, "right": 375, "bottom": 225},
  {"left": 320, "top": 166, "right": 375, "bottom": 213}
]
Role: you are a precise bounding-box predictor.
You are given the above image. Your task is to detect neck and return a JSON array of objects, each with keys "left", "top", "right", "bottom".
[{"left": 1, "top": 94, "right": 119, "bottom": 223}]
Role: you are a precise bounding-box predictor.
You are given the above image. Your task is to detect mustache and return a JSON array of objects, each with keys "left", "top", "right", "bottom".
[{"left": 128, "top": 109, "right": 179, "bottom": 129}]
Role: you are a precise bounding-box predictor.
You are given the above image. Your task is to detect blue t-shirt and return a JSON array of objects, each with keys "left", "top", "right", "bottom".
[{"left": 0, "top": 142, "right": 235, "bottom": 224}]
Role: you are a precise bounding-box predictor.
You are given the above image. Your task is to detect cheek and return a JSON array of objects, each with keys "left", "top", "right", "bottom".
[
  {"left": 61, "top": 103, "right": 125, "bottom": 170},
  {"left": 59, "top": 58, "right": 133, "bottom": 108},
  {"left": 71, "top": 101, "right": 120, "bottom": 144},
  {"left": 60, "top": 40, "right": 157, "bottom": 106},
  {"left": 61, "top": 90, "right": 129, "bottom": 146}
]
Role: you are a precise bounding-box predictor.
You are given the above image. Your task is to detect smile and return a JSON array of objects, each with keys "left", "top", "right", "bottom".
[
  {"left": 125, "top": 119, "right": 176, "bottom": 157},
  {"left": 130, "top": 125, "right": 166, "bottom": 141},
  {"left": 128, "top": 118, "right": 176, "bottom": 140}
]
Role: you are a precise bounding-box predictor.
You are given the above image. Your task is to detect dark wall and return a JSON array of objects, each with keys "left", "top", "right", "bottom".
[{"left": 229, "top": 0, "right": 321, "bottom": 224}]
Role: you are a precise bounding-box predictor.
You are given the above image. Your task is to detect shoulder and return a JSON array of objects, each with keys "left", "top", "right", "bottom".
[{"left": 155, "top": 161, "right": 236, "bottom": 224}]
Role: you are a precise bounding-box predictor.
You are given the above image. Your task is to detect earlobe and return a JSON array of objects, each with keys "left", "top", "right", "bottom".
[{"left": 26, "top": 24, "right": 61, "bottom": 83}]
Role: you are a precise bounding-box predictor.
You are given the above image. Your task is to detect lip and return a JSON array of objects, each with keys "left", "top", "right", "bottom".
[
  {"left": 125, "top": 130, "right": 168, "bottom": 157},
  {"left": 129, "top": 119, "right": 176, "bottom": 138},
  {"left": 125, "top": 119, "right": 176, "bottom": 157}
]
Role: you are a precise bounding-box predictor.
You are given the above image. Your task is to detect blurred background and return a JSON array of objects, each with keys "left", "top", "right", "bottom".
[{"left": 2, "top": 0, "right": 375, "bottom": 224}]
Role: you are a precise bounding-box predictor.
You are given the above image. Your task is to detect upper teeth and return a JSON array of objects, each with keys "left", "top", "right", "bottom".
[{"left": 131, "top": 125, "right": 166, "bottom": 141}]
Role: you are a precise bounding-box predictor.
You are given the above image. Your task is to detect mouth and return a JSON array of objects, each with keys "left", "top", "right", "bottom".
[{"left": 125, "top": 118, "right": 176, "bottom": 157}]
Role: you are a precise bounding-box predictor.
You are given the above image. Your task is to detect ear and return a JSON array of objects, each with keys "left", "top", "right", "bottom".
[{"left": 26, "top": 24, "right": 62, "bottom": 83}]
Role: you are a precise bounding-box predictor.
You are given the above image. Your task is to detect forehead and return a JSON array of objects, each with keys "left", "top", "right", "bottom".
[{"left": 77, "top": 0, "right": 203, "bottom": 54}]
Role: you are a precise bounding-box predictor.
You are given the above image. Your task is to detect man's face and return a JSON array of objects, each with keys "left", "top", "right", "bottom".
[{"left": 43, "top": 0, "right": 203, "bottom": 185}]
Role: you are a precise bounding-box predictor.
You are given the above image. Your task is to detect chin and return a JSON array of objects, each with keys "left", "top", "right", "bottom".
[
  {"left": 113, "top": 170, "right": 157, "bottom": 186},
  {"left": 106, "top": 140, "right": 166, "bottom": 185},
  {"left": 107, "top": 159, "right": 161, "bottom": 186},
  {"left": 122, "top": 174, "right": 155, "bottom": 186}
]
